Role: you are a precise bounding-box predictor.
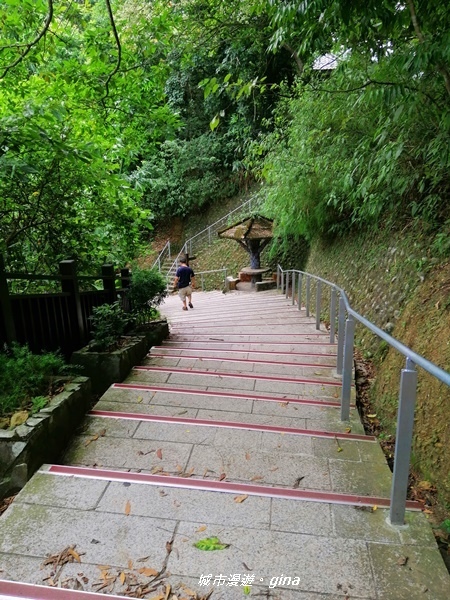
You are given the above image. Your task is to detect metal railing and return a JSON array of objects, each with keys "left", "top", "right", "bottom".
[
  {"left": 277, "top": 265, "right": 450, "bottom": 526},
  {"left": 151, "top": 240, "right": 171, "bottom": 272},
  {"left": 165, "top": 193, "right": 263, "bottom": 282}
]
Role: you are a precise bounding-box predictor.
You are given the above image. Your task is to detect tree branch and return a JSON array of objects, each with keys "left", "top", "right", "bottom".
[
  {"left": 282, "top": 42, "right": 304, "bottom": 75},
  {"left": 0, "top": 0, "right": 54, "bottom": 78},
  {"left": 406, "top": 0, "right": 450, "bottom": 97},
  {"left": 101, "top": 0, "right": 122, "bottom": 101}
]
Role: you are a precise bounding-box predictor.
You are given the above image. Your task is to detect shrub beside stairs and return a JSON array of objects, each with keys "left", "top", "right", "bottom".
[{"left": 0, "top": 288, "right": 448, "bottom": 599}]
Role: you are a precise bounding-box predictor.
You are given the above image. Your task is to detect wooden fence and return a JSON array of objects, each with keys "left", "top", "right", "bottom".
[{"left": 0, "top": 257, "right": 130, "bottom": 357}]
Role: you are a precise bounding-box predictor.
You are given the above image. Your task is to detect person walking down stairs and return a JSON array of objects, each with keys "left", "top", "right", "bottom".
[{"left": 174, "top": 256, "right": 196, "bottom": 311}]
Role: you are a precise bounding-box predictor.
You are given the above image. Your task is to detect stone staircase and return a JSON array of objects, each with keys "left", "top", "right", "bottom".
[{"left": 0, "top": 289, "right": 448, "bottom": 599}]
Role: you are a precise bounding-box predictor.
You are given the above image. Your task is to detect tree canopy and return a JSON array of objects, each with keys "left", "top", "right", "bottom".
[{"left": 1, "top": 0, "right": 450, "bottom": 271}]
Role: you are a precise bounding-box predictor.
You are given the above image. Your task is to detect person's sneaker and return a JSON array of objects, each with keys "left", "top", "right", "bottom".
[
  {"left": 188, "top": 302, "right": 193, "bottom": 308},
  {"left": 182, "top": 306, "right": 188, "bottom": 311}
]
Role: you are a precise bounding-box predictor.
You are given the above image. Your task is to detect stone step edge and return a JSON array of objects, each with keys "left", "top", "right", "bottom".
[
  {"left": 89, "top": 409, "right": 373, "bottom": 442},
  {"left": 149, "top": 353, "right": 336, "bottom": 370},
  {"left": 45, "top": 465, "right": 422, "bottom": 511},
  {"left": 133, "top": 366, "right": 344, "bottom": 387},
  {"left": 111, "top": 383, "right": 351, "bottom": 409},
  {"left": 0, "top": 580, "right": 129, "bottom": 600},
  {"left": 152, "top": 345, "right": 338, "bottom": 357}
]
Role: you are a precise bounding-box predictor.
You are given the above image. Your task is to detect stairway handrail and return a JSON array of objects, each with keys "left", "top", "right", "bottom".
[
  {"left": 151, "top": 239, "right": 171, "bottom": 272},
  {"left": 165, "top": 193, "right": 263, "bottom": 279},
  {"left": 277, "top": 265, "right": 450, "bottom": 527}
]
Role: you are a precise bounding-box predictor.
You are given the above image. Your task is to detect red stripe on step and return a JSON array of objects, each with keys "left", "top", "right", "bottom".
[
  {"left": 134, "top": 365, "right": 343, "bottom": 387},
  {"left": 152, "top": 346, "right": 338, "bottom": 357},
  {"left": 165, "top": 340, "right": 337, "bottom": 347},
  {"left": 0, "top": 580, "right": 130, "bottom": 600},
  {"left": 112, "top": 383, "right": 346, "bottom": 408},
  {"left": 170, "top": 334, "right": 336, "bottom": 341},
  {"left": 89, "top": 409, "right": 375, "bottom": 441},
  {"left": 149, "top": 352, "right": 335, "bottom": 369},
  {"left": 47, "top": 465, "right": 421, "bottom": 510}
]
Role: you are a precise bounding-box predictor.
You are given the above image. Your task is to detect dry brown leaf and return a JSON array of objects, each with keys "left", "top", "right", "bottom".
[
  {"left": 67, "top": 548, "right": 81, "bottom": 563},
  {"left": 179, "top": 583, "right": 197, "bottom": 597},
  {"left": 234, "top": 494, "right": 248, "bottom": 503},
  {"left": 196, "top": 525, "right": 207, "bottom": 533},
  {"left": 176, "top": 464, "right": 183, "bottom": 472},
  {"left": 125, "top": 500, "right": 131, "bottom": 516},
  {"left": 137, "top": 555, "right": 151, "bottom": 562},
  {"left": 173, "top": 500, "right": 181, "bottom": 507},
  {"left": 164, "top": 583, "right": 171, "bottom": 599},
  {"left": 250, "top": 475, "right": 264, "bottom": 481},
  {"left": 149, "top": 595, "right": 165, "bottom": 600},
  {"left": 397, "top": 556, "right": 409, "bottom": 566},
  {"left": 128, "top": 559, "right": 133, "bottom": 570},
  {"left": 156, "top": 448, "right": 163, "bottom": 459},
  {"left": 219, "top": 473, "right": 226, "bottom": 481},
  {"left": 245, "top": 452, "right": 251, "bottom": 460},
  {"left": 159, "top": 490, "right": 168, "bottom": 497},
  {"left": 119, "top": 572, "right": 126, "bottom": 585},
  {"left": 166, "top": 541, "right": 173, "bottom": 553},
  {"left": 138, "top": 567, "right": 159, "bottom": 577},
  {"left": 152, "top": 466, "right": 163, "bottom": 474}
]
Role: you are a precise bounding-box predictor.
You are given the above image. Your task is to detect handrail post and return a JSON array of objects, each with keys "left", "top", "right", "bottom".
[
  {"left": 337, "top": 296, "right": 346, "bottom": 375},
  {"left": 60, "top": 259, "right": 86, "bottom": 345},
  {"left": 281, "top": 270, "right": 284, "bottom": 294},
  {"left": 330, "top": 288, "right": 337, "bottom": 343},
  {"left": 315, "top": 280, "right": 322, "bottom": 330},
  {"left": 0, "top": 255, "right": 16, "bottom": 343},
  {"left": 341, "top": 314, "right": 355, "bottom": 421},
  {"left": 291, "top": 271, "right": 296, "bottom": 305},
  {"left": 285, "top": 271, "right": 290, "bottom": 300},
  {"left": 389, "top": 358, "right": 418, "bottom": 526},
  {"left": 305, "top": 276, "right": 311, "bottom": 317},
  {"left": 168, "top": 241, "right": 171, "bottom": 259},
  {"left": 297, "top": 273, "right": 302, "bottom": 311},
  {"left": 277, "top": 266, "right": 280, "bottom": 290}
]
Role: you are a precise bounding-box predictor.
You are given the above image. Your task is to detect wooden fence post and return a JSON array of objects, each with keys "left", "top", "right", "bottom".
[
  {"left": 101, "top": 264, "right": 116, "bottom": 302},
  {"left": 59, "top": 260, "right": 86, "bottom": 344},
  {"left": 0, "top": 255, "right": 17, "bottom": 343}
]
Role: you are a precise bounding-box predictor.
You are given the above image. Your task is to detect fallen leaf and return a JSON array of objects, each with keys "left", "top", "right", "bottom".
[
  {"left": 345, "top": 427, "right": 352, "bottom": 433},
  {"left": 397, "top": 556, "right": 409, "bottom": 566},
  {"left": 119, "top": 572, "right": 126, "bottom": 585},
  {"left": 166, "top": 541, "right": 173, "bottom": 553},
  {"left": 128, "top": 559, "right": 133, "bottom": 570},
  {"left": 219, "top": 473, "right": 226, "bottom": 481},
  {"left": 193, "top": 536, "right": 229, "bottom": 551},
  {"left": 10, "top": 411, "right": 29, "bottom": 428},
  {"left": 125, "top": 500, "right": 131, "bottom": 516},
  {"left": 234, "top": 494, "right": 248, "bottom": 503},
  {"left": 137, "top": 396, "right": 143, "bottom": 403},
  {"left": 67, "top": 548, "right": 81, "bottom": 563},
  {"left": 152, "top": 466, "right": 163, "bottom": 474},
  {"left": 367, "top": 413, "right": 377, "bottom": 418},
  {"left": 293, "top": 476, "right": 305, "bottom": 488},
  {"left": 417, "top": 480, "right": 433, "bottom": 490},
  {"left": 159, "top": 490, "right": 168, "bottom": 497},
  {"left": 176, "top": 464, "right": 183, "bottom": 472},
  {"left": 137, "top": 556, "right": 151, "bottom": 562},
  {"left": 196, "top": 525, "right": 207, "bottom": 533},
  {"left": 156, "top": 448, "right": 163, "bottom": 460},
  {"left": 245, "top": 452, "right": 251, "bottom": 460},
  {"left": 164, "top": 583, "right": 171, "bottom": 599},
  {"left": 173, "top": 500, "right": 181, "bottom": 507},
  {"left": 138, "top": 567, "right": 159, "bottom": 577},
  {"left": 250, "top": 475, "right": 264, "bottom": 481}
]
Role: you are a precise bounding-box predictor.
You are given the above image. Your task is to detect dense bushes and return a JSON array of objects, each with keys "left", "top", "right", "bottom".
[{"left": 0, "top": 344, "right": 69, "bottom": 420}]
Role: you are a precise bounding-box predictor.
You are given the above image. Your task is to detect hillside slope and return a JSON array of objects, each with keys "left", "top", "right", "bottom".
[{"left": 305, "top": 226, "right": 450, "bottom": 509}]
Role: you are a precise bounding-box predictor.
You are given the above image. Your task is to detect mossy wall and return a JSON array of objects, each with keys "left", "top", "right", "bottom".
[{"left": 304, "top": 227, "right": 450, "bottom": 505}]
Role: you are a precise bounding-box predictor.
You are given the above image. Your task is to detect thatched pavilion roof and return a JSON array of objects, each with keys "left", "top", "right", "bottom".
[{"left": 217, "top": 216, "right": 274, "bottom": 241}]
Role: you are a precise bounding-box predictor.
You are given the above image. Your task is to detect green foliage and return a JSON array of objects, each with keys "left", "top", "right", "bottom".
[
  {"left": 89, "top": 301, "right": 132, "bottom": 352},
  {"left": 0, "top": 344, "right": 69, "bottom": 417},
  {"left": 131, "top": 135, "right": 239, "bottom": 219},
  {"left": 127, "top": 268, "right": 167, "bottom": 318},
  {"left": 193, "top": 536, "right": 229, "bottom": 551}
]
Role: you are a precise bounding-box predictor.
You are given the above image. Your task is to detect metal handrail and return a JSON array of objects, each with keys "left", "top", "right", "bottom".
[
  {"left": 151, "top": 240, "right": 171, "bottom": 272},
  {"left": 165, "top": 193, "right": 263, "bottom": 280},
  {"left": 169, "top": 268, "right": 228, "bottom": 292},
  {"left": 277, "top": 265, "right": 450, "bottom": 526}
]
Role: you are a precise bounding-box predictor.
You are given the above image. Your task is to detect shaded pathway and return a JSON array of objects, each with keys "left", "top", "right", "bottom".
[{"left": 0, "top": 290, "right": 448, "bottom": 599}]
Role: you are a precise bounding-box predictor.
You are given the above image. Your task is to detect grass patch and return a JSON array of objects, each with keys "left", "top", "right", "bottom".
[{"left": 0, "top": 344, "right": 72, "bottom": 426}]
